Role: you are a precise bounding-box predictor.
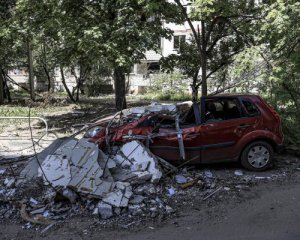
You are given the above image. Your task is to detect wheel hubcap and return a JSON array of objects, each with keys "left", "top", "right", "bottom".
[{"left": 247, "top": 145, "right": 270, "bottom": 168}]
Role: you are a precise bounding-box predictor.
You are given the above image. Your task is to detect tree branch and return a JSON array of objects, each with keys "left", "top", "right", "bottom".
[{"left": 206, "top": 49, "right": 243, "bottom": 79}]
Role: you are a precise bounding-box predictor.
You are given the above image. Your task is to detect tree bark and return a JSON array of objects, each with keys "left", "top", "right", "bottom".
[
  {"left": 0, "top": 68, "right": 4, "bottom": 104},
  {"left": 27, "top": 40, "right": 35, "bottom": 101},
  {"left": 3, "top": 73, "right": 11, "bottom": 102},
  {"left": 43, "top": 66, "right": 52, "bottom": 92},
  {"left": 201, "top": 21, "right": 208, "bottom": 97},
  {"left": 60, "top": 67, "right": 76, "bottom": 103},
  {"left": 114, "top": 66, "right": 127, "bottom": 110}
]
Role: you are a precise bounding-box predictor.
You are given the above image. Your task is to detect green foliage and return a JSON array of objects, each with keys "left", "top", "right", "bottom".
[
  {"left": 160, "top": 39, "right": 200, "bottom": 79},
  {"left": 141, "top": 92, "right": 192, "bottom": 101},
  {"left": 258, "top": 0, "right": 300, "bottom": 144},
  {"left": 162, "top": 0, "right": 260, "bottom": 97},
  {"left": 143, "top": 72, "right": 191, "bottom": 101},
  {"left": 148, "top": 72, "right": 189, "bottom": 94}
]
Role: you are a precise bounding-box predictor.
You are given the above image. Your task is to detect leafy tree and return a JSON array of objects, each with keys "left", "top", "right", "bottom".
[
  {"left": 258, "top": 0, "right": 300, "bottom": 145},
  {"left": 162, "top": 0, "right": 260, "bottom": 99},
  {"left": 16, "top": 0, "right": 178, "bottom": 109},
  {"left": 0, "top": 0, "right": 19, "bottom": 103}
]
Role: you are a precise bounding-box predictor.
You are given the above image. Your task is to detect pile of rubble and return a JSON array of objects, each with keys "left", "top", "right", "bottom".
[{"left": 0, "top": 137, "right": 181, "bottom": 225}]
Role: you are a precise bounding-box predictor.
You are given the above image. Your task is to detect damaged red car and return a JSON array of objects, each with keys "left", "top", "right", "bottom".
[{"left": 84, "top": 94, "right": 284, "bottom": 171}]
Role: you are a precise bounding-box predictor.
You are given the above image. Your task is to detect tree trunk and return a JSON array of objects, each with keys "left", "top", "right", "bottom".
[
  {"left": 43, "top": 66, "right": 52, "bottom": 92},
  {"left": 0, "top": 68, "right": 4, "bottom": 104},
  {"left": 114, "top": 67, "right": 127, "bottom": 110},
  {"left": 201, "top": 53, "right": 207, "bottom": 97},
  {"left": 201, "top": 21, "right": 208, "bottom": 97},
  {"left": 3, "top": 73, "right": 11, "bottom": 102},
  {"left": 192, "top": 71, "right": 199, "bottom": 101},
  {"left": 27, "top": 40, "right": 35, "bottom": 101},
  {"left": 60, "top": 67, "right": 76, "bottom": 103}
]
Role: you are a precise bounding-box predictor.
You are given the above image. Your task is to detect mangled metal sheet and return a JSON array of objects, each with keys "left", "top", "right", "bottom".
[{"left": 122, "top": 103, "right": 177, "bottom": 117}]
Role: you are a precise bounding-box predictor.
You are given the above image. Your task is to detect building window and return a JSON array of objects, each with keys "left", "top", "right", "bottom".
[
  {"left": 147, "top": 62, "right": 160, "bottom": 73},
  {"left": 173, "top": 35, "right": 186, "bottom": 50}
]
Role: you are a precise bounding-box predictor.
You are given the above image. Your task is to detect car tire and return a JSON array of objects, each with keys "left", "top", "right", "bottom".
[{"left": 241, "top": 141, "right": 274, "bottom": 171}]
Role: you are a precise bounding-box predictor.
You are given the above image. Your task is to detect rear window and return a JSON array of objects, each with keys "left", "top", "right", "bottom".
[{"left": 242, "top": 100, "right": 260, "bottom": 116}]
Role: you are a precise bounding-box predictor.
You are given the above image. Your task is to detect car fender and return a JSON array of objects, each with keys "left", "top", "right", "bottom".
[{"left": 236, "top": 129, "right": 282, "bottom": 156}]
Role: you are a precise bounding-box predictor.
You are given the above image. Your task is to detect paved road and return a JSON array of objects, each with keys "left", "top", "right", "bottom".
[{"left": 113, "top": 183, "right": 300, "bottom": 240}]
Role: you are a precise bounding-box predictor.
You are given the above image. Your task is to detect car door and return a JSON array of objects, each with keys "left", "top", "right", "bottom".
[
  {"left": 149, "top": 103, "right": 203, "bottom": 164},
  {"left": 200, "top": 96, "right": 259, "bottom": 163}
]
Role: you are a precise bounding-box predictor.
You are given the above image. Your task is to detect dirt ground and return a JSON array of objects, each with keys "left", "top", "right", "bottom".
[
  {"left": 1, "top": 99, "right": 300, "bottom": 240},
  {"left": 1, "top": 162, "right": 300, "bottom": 240}
]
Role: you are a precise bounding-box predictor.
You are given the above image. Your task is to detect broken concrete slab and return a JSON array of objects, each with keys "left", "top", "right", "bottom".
[
  {"left": 118, "top": 141, "right": 162, "bottom": 183},
  {"left": 102, "top": 186, "right": 133, "bottom": 208},
  {"left": 34, "top": 138, "right": 115, "bottom": 198},
  {"left": 113, "top": 152, "right": 132, "bottom": 168},
  {"left": 132, "top": 171, "right": 152, "bottom": 182},
  {"left": 111, "top": 168, "right": 136, "bottom": 182},
  {"left": 20, "top": 137, "right": 76, "bottom": 180},
  {"left": 68, "top": 140, "right": 105, "bottom": 195},
  {"left": 38, "top": 154, "right": 72, "bottom": 187}
]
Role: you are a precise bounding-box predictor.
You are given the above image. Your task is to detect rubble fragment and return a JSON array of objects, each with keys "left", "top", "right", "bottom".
[
  {"left": 204, "top": 170, "right": 213, "bottom": 178},
  {"left": 102, "top": 187, "right": 132, "bottom": 208},
  {"left": 128, "top": 204, "right": 143, "bottom": 216},
  {"left": 166, "top": 187, "right": 176, "bottom": 197},
  {"left": 118, "top": 141, "right": 163, "bottom": 183},
  {"left": 234, "top": 170, "right": 244, "bottom": 176},
  {"left": 62, "top": 188, "right": 77, "bottom": 203},
  {"left": 38, "top": 155, "right": 72, "bottom": 187},
  {"left": 98, "top": 202, "right": 113, "bottom": 219},
  {"left": 4, "top": 178, "right": 15, "bottom": 188},
  {"left": 20, "top": 137, "right": 76, "bottom": 180},
  {"left": 129, "top": 195, "right": 145, "bottom": 204},
  {"left": 175, "top": 175, "right": 187, "bottom": 184}
]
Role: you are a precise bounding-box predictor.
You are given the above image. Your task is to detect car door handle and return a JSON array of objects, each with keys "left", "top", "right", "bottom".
[{"left": 238, "top": 124, "right": 251, "bottom": 129}]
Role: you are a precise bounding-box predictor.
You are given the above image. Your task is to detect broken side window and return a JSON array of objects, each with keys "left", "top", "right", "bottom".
[
  {"left": 242, "top": 99, "right": 260, "bottom": 117},
  {"left": 205, "top": 98, "right": 242, "bottom": 122}
]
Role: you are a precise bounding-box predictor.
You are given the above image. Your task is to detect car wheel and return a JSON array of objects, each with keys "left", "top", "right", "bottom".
[{"left": 241, "top": 141, "right": 274, "bottom": 171}]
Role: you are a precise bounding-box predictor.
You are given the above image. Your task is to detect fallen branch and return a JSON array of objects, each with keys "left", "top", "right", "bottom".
[{"left": 20, "top": 203, "right": 53, "bottom": 225}]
